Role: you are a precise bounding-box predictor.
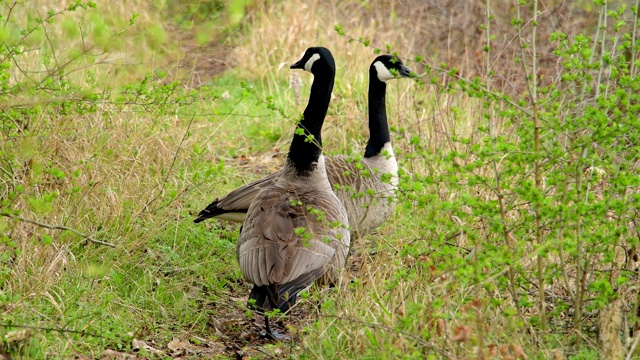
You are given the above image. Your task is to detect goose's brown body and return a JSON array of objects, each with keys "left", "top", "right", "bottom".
[{"left": 237, "top": 157, "right": 349, "bottom": 312}]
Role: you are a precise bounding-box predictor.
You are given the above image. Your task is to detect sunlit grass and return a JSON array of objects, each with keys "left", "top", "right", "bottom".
[{"left": 2, "top": 0, "right": 638, "bottom": 359}]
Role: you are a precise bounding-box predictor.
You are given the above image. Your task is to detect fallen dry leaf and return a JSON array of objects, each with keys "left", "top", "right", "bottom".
[
  {"left": 451, "top": 325, "right": 472, "bottom": 343},
  {"left": 4, "top": 329, "right": 33, "bottom": 343},
  {"left": 499, "top": 344, "right": 510, "bottom": 355},
  {"left": 209, "top": 316, "right": 225, "bottom": 337},
  {"left": 168, "top": 338, "right": 192, "bottom": 356},
  {"left": 101, "top": 349, "right": 137, "bottom": 359},
  {"left": 553, "top": 349, "right": 565, "bottom": 360},
  {"left": 511, "top": 344, "right": 528, "bottom": 360},
  {"left": 487, "top": 344, "right": 497, "bottom": 356},
  {"left": 436, "top": 319, "right": 445, "bottom": 336},
  {"left": 131, "top": 339, "right": 164, "bottom": 355},
  {"left": 469, "top": 298, "right": 483, "bottom": 310}
]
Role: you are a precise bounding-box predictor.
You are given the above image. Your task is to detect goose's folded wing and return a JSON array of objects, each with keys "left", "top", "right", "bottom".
[
  {"left": 237, "top": 189, "right": 336, "bottom": 287},
  {"left": 194, "top": 172, "right": 280, "bottom": 223}
]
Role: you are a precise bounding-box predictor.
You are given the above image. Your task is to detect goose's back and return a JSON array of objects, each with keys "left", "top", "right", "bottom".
[{"left": 237, "top": 182, "right": 350, "bottom": 288}]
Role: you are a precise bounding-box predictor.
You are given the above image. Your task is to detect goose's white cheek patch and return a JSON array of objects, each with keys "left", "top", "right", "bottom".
[
  {"left": 374, "top": 61, "right": 395, "bottom": 82},
  {"left": 304, "top": 53, "right": 321, "bottom": 72}
]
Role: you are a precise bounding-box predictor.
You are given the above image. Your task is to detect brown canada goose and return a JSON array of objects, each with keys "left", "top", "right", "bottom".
[
  {"left": 236, "top": 47, "right": 349, "bottom": 339},
  {"left": 194, "top": 55, "right": 413, "bottom": 238}
]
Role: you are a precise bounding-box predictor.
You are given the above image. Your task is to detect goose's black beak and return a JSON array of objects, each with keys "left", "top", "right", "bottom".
[
  {"left": 290, "top": 58, "right": 305, "bottom": 69},
  {"left": 399, "top": 64, "right": 413, "bottom": 78}
]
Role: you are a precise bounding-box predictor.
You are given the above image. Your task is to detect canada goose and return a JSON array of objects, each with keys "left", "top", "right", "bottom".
[
  {"left": 194, "top": 55, "right": 413, "bottom": 238},
  {"left": 237, "top": 47, "right": 350, "bottom": 339}
]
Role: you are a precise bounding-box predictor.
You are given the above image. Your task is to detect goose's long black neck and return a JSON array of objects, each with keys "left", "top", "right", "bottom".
[
  {"left": 287, "top": 71, "right": 334, "bottom": 175},
  {"left": 364, "top": 76, "right": 390, "bottom": 158}
]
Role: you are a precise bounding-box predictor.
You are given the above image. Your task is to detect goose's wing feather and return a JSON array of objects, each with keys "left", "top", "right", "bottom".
[
  {"left": 237, "top": 187, "right": 337, "bottom": 289},
  {"left": 325, "top": 155, "right": 364, "bottom": 195},
  {"left": 326, "top": 154, "right": 397, "bottom": 199},
  {"left": 325, "top": 154, "right": 397, "bottom": 237},
  {"left": 194, "top": 172, "right": 280, "bottom": 223}
]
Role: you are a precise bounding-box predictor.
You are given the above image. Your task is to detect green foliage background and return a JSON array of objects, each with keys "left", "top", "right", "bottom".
[{"left": 1, "top": 0, "right": 639, "bottom": 358}]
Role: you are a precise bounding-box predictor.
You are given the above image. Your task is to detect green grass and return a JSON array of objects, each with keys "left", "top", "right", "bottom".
[{"left": 3, "top": 0, "right": 640, "bottom": 359}]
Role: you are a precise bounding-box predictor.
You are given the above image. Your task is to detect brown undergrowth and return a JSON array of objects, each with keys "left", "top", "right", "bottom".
[{"left": 3, "top": 0, "right": 640, "bottom": 358}]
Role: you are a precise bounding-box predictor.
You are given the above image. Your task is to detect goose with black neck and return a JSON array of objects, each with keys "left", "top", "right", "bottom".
[{"left": 236, "top": 47, "right": 350, "bottom": 339}]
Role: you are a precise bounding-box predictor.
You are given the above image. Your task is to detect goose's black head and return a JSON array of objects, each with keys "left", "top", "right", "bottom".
[
  {"left": 370, "top": 55, "right": 413, "bottom": 82},
  {"left": 290, "top": 47, "right": 335, "bottom": 75}
]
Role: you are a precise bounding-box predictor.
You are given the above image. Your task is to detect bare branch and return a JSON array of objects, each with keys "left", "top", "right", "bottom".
[
  {"left": 0, "top": 212, "right": 115, "bottom": 248},
  {"left": 144, "top": 114, "right": 197, "bottom": 213},
  {"left": 0, "top": 323, "right": 108, "bottom": 339},
  {"left": 318, "top": 314, "right": 450, "bottom": 357}
]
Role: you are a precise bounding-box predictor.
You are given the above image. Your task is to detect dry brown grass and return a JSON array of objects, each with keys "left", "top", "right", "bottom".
[
  {"left": 4, "top": 110, "right": 203, "bottom": 293},
  {"left": 1, "top": 0, "right": 193, "bottom": 94},
  {"left": 237, "top": 0, "right": 601, "bottom": 90},
  {"left": 3, "top": 0, "right": 638, "bottom": 357},
  {"left": 1, "top": 1, "right": 236, "bottom": 345},
  {"left": 232, "top": 0, "right": 436, "bottom": 162}
]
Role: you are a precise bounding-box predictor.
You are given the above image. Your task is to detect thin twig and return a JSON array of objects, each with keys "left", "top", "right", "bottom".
[
  {"left": 335, "top": 32, "right": 534, "bottom": 118},
  {"left": 318, "top": 314, "right": 450, "bottom": 357},
  {"left": 3, "top": 1, "right": 17, "bottom": 27},
  {"left": 144, "top": 113, "right": 197, "bottom": 213},
  {"left": 626, "top": 332, "right": 640, "bottom": 360},
  {"left": 0, "top": 7, "right": 66, "bottom": 64},
  {"left": 0, "top": 323, "right": 108, "bottom": 339},
  {"left": 0, "top": 212, "right": 115, "bottom": 247},
  {"left": 38, "top": 10, "right": 61, "bottom": 77},
  {"left": 631, "top": 0, "right": 640, "bottom": 77},
  {"left": 250, "top": 346, "right": 278, "bottom": 359}
]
